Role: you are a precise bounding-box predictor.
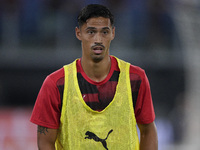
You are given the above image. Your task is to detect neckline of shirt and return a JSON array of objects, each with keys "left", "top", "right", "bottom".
[{"left": 77, "top": 56, "right": 116, "bottom": 86}]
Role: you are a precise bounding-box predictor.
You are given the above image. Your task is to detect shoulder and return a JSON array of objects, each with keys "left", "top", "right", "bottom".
[
  {"left": 48, "top": 67, "right": 64, "bottom": 80},
  {"left": 111, "top": 56, "right": 145, "bottom": 75},
  {"left": 129, "top": 64, "right": 146, "bottom": 77},
  {"left": 129, "top": 64, "right": 150, "bottom": 87},
  {"left": 44, "top": 67, "right": 65, "bottom": 87},
  {"left": 48, "top": 67, "right": 64, "bottom": 79}
]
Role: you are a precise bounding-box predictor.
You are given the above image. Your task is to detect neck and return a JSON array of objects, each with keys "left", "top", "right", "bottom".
[{"left": 81, "top": 56, "right": 111, "bottom": 82}]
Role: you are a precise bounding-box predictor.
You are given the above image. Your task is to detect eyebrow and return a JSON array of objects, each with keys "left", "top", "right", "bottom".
[
  {"left": 86, "top": 27, "right": 111, "bottom": 30},
  {"left": 86, "top": 27, "right": 96, "bottom": 30},
  {"left": 102, "top": 27, "right": 110, "bottom": 30}
]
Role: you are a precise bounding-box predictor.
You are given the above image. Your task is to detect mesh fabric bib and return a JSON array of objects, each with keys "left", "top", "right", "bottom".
[{"left": 55, "top": 57, "right": 139, "bottom": 150}]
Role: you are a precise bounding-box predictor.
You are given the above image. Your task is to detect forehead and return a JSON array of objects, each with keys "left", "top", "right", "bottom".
[{"left": 84, "top": 17, "right": 112, "bottom": 29}]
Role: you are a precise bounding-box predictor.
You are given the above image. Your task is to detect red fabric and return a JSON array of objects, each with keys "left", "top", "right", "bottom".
[{"left": 30, "top": 56, "right": 155, "bottom": 129}]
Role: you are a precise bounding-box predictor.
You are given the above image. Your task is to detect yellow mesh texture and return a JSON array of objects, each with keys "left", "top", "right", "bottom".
[{"left": 55, "top": 57, "right": 139, "bottom": 150}]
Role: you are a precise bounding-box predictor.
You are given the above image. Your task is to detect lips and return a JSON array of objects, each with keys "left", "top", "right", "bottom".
[
  {"left": 92, "top": 46, "right": 104, "bottom": 54},
  {"left": 93, "top": 46, "right": 103, "bottom": 50}
]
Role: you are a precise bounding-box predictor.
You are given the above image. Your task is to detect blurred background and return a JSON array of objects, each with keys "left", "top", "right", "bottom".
[{"left": 0, "top": 0, "right": 199, "bottom": 149}]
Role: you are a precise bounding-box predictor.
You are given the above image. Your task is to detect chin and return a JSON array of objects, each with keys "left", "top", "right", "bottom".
[{"left": 91, "top": 55, "right": 104, "bottom": 63}]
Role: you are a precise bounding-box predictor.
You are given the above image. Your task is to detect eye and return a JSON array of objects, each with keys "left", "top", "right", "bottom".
[
  {"left": 87, "top": 30, "right": 95, "bottom": 34},
  {"left": 102, "top": 30, "right": 109, "bottom": 35}
]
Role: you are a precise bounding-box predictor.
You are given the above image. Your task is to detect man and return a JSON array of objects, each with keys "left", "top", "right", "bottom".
[{"left": 31, "top": 4, "right": 158, "bottom": 150}]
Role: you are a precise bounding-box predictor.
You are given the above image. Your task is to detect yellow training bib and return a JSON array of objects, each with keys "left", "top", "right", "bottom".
[{"left": 55, "top": 57, "right": 139, "bottom": 150}]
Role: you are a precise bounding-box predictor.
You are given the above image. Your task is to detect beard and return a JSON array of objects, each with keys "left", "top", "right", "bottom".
[{"left": 91, "top": 54, "right": 104, "bottom": 63}]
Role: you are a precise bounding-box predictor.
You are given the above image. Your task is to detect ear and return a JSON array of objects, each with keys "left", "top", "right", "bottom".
[
  {"left": 75, "top": 27, "right": 82, "bottom": 41},
  {"left": 111, "top": 27, "right": 115, "bottom": 40}
]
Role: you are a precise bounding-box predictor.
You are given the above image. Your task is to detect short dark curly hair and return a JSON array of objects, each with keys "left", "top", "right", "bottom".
[{"left": 77, "top": 4, "right": 114, "bottom": 27}]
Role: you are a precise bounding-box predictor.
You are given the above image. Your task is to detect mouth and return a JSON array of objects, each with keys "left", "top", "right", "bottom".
[{"left": 92, "top": 46, "right": 104, "bottom": 54}]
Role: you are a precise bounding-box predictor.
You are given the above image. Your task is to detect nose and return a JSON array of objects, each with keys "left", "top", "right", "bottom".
[{"left": 94, "top": 33, "right": 102, "bottom": 43}]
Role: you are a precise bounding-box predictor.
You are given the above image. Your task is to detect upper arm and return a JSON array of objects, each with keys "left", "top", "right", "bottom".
[
  {"left": 135, "top": 71, "right": 155, "bottom": 124},
  {"left": 37, "top": 125, "right": 58, "bottom": 150},
  {"left": 30, "top": 75, "right": 62, "bottom": 129}
]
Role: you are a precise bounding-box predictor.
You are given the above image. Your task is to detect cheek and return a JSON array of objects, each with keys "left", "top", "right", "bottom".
[
  {"left": 104, "top": 39, "right": 112, "bottom": 46},
  {"left": 82, "top": 39, "right": 92, "bottom": 49},
  {"left": 82, "top": 35, "right": 93, "bottom": 43}
]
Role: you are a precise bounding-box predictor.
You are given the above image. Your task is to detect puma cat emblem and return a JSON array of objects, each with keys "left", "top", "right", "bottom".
[{"left": 85, "top": 129, "right": 113, "bottom": 150}]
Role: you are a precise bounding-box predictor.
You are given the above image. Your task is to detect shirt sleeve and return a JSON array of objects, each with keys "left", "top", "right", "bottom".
[
  {"left": 134, "top": 70, "right": 155, "bottom": 124},
  {"left": 30, "top": 75, "right": 61, "bottom": 129}
]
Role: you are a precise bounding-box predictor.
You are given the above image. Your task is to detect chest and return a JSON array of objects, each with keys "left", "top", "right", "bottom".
[{"left": 77, "top": 71, "right": 120, "bottom": 111}]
